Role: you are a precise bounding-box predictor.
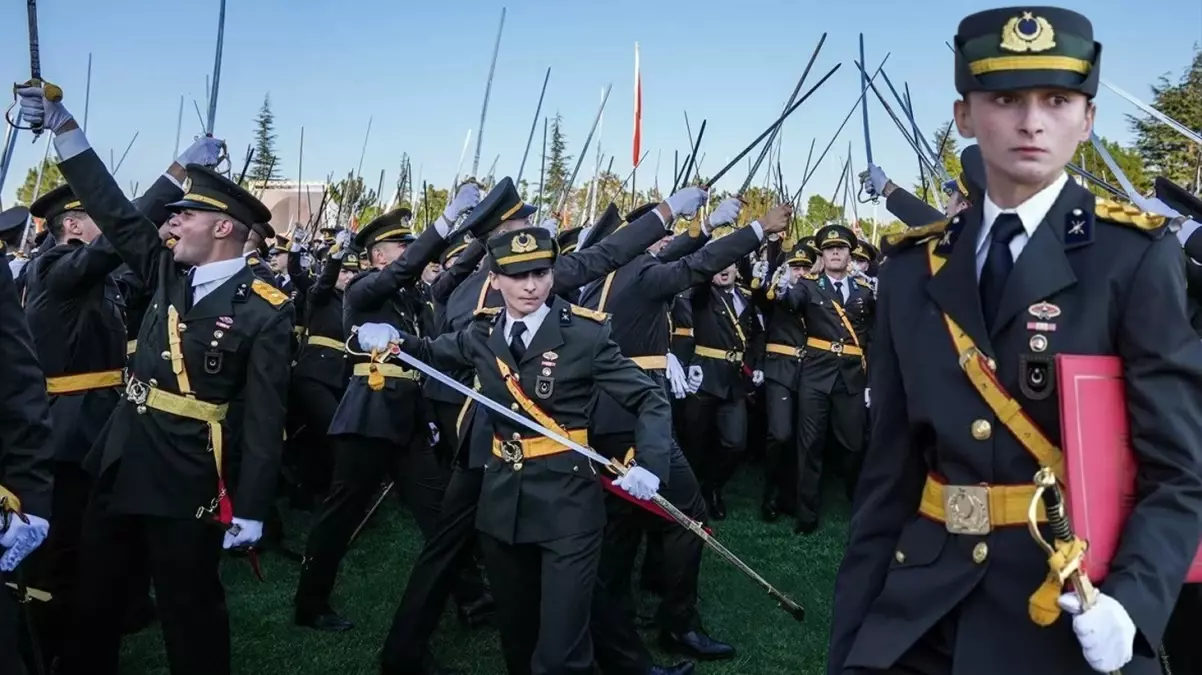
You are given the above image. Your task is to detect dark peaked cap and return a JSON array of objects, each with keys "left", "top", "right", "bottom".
[{"left": 166, "top": 164, "right": 273, "bottom": 228}]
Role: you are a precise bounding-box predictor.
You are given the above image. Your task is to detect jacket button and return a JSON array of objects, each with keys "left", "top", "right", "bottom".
[
  {"left": 971, "top": 419, "right": 992, "bottom": 440},
  {"left": 178, "top": 323, "right": 187, "bottom": 332},
  {"left": 511, "top": 403, "right": 519, "bottom": 411},
  {"left": 972, "top": 542, "right": 988, "bottom": 564},
  {"left": 894, "top": 550, "right": 905, "bottom": 563},
  {"left": 511, "top": 432, "right": 521, "bottom": 441},
  {"left": 161, "top": 350, "right": 171, "bottom": 360}
]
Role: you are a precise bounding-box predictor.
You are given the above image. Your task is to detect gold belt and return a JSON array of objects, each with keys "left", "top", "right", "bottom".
[
  {"left": 293, "top": 325, "right": 306, "bottom": 336},
  {"left": 765, "top": 343, "right": 803, "bottom": 358},
  {"left": 630, "top": 355, "right": 668, "bottom": 370},
  {"left": 694, "top": 346, "right": 743, "bottom": 363},
  {"left": 806, "top": 337, "right": 863, "bottom": 357},
  {"left": 352, "top": 362, "right": 419, "bottom": 380},
  {"left": 307, "top": 335, "right": 346, "bottom": 352},
  {"left": 672, "top": 328, "right": 694, "bottom": 338},
  {"left": 125, "top": 377, "right": 228, "bottom": 423},
  {"left": 126, "top": 340, "right": 138, "bottom": 356},
  {"left": 918, "top": 474, "right": 1046, "bottom": 535},
  {"left": 492, "top": 428, "right": 589, "bottom": 464},
  {"left": 46, "top": 369, "right": 125, "bottom": 395}
]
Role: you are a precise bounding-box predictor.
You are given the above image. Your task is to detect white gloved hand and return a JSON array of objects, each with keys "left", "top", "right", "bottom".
[
  {"left": 8, "top": 258, "right": 28, "bottom": 279},
  {"left": 707, "top": 198, "right": 743, "bottom": 228},
  {"left": 864, "top": 388, "right": 871, "bottom": 407},
  {"left": 15, "top": 85, "right": 73, "bottom": 134},
  {"left": 666, "top": 186, "right": 708, "bottom": 219},
  {"left": 752, "top": 259, "right": 770, "bottom": 284},
  {"left": 335, "top": 230, "right": 352, "bottom": 248},
  {"left": 289, "top": 241, "right": 303, "bottom": 253},
  {"left": 752, "top": 370, "right": 764, "bottom": 386},
  {"left": 613, "top": 466, "right": 661, "bottom": 501},
  {"left": 666, "top": 353, "right": 688, "bottom": 400},
  {"left": 538, "top": 217, "right": 559, "bottom": 235},
  {"left": 444, "top": 182, "right": 482, "bottom": 223},
  {"left": 686, "top": 365, "right": 703, "bottom": 394},
  {"left": 300, "top": 253, "right": 313, "bottom": 270},
  {"left": 0, "top": 513, "right": 50, "bottom": 572},
  {"left": 1057, "top": 592, "right": 1136, "bottom": 673},
  {"left": 356, "top": 322, "right": 400, "bottom": 352},
  {"left": 774, "top": 267, "right": 793, "bottom": 296},
  {"left": 222, "top": 517, "right": 263, "bottom": 550},
  {"left": 178, "top": 136, "right": 225, "bottom": 168},
  {"left": 860, "top": 164, "right": 889, "bottom": 197},
  {"left": 429, "top": 422, "right": 440, "bottom": 445}
]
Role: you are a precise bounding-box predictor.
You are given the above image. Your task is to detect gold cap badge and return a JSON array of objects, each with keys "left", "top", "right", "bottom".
[
  {"left": 511, "top": 232, "right": 537, "bottom": 253},
  {"left": 1001, "top": 12, "right": 1056, "bottom": 53}
]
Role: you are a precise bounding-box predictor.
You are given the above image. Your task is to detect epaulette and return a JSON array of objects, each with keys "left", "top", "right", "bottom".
[
  {"left": 1094, "top": 197, "right": 1167, "bottom": 236},
  {"left": 247, "top": 256, "right": 261, "bottom": 265},
  {"left": 473, "top": 306, "right": 502, "bottom": 318},
  {"left": 802, "top": 272, "right": 819, "bottom": 281},
  {"left": 736, "top": 285, "right": 751, "bottom": 296},
  {"left": 854, "top": 276, "right": 872, "bottom": 288},
  {"left": 882, "top": 218, "right": 950, "bottom": 249},
  {"left": 570, "top": 304, "right": 610, "bottom": 323},
  {"left": 250, "top": 279, "right": 289, "bottom": 308}
]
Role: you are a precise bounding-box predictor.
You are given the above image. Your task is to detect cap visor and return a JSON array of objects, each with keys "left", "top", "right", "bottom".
[{"left": 166, "top": 199, "right": 224, "bottom": 214}]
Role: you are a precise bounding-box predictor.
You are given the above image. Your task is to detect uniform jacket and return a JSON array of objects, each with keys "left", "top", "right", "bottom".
[
  {"left": 886, "top": 185, "right": 946, "bottom": 228},
  {"left": 292, "top": 253, "right": 350, "bottom": 390},
  {"left": 830, "top": 179, "right": 1202, "bottom": 675},
  {"left": 404, "top": 296, "right": 671, "bottom": 544},
  {"left": 778, "top": 273, "right": 874, "bottom": 395},
  {"left": 422, "top": 239, "right": 487, "bottom": 407},
  {"left": 59, "top": 149, "right": 294, "bottom": 522},
  {"left": 687, "top": 283, "right": 763, "bottom": 400}
]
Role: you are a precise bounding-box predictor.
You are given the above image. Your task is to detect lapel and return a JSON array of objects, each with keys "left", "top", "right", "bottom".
[
  {"left": 522, "top": 299, "right": 566, "bottom": 366},
  {"left": 487, "top": 312, "right": 521, "bottom": 375},
  {"left": 927, "top": 208, "right": 994, "bottom": 354},
  {"left": 170, "top": 267, "right": 192, "bottom": 316},
  {"left": 990, "top": 181, "right": 1085, "bottom": 336},
  {"left": 816, "top": 274, "right": 845, "bottom": 308},
  {"left": 187, "top": 266, "right": 253, "bottom": 321}
]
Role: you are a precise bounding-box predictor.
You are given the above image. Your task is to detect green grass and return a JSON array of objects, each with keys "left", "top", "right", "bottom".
[{"left": 120, "top": 471, "right": 849, "bottom": 674}]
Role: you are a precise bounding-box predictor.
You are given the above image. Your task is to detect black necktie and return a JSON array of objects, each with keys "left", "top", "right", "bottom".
[
  {"left": 979, "top": 213, "right": 1025, "bottom": 331},
  {"left": 185, "top": 268, "right": 197, "bottom": 311},
  {"left": 509, "top": 321, "right": 527, "bottom": 363},
  {"left": 833, "top": 280, "right": 844, "bottom": 303}
]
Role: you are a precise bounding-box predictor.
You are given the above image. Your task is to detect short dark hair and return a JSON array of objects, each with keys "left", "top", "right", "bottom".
[{"left": 49, "top": 210, "right": 86, "bottom": 242}]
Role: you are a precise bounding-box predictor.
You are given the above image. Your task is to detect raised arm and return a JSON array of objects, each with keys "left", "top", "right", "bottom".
[
  {"left": 38, "top": 236, "right": 126, "bottom": 296},
  {"left": 432, "top": 239, "right": 486, "bottom": 303},
  {"left": 346, "top": 224, "right": 451, "bottom": 311},
  {"left": 552, "top": 207, "right": 669, "bottom": 291},
  {"left": 306, "top": 247, "right": 347, "bottom": 306}
]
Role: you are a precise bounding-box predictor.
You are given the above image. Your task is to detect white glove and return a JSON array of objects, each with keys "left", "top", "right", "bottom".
[
  {"left": 666, "top": 353, "right": 688, "bottom": 400},
  {"left": 356, "top": 322, "right": 400, "bottom": 352},
  {"left": 1057, "top": 592, "right": 1136, "bottom": 673},
  {"left": 860, "top": 164, "right": 889, "bottom": 197},
  {"left": 335, "top": 230, "right": 352, "bottom": 248},
  {"left": 752, "top": 259, "right": 770, "bottom": 285},
  {"left": 707, "top": 198, "right": 742, "bottom": 228},
  {"left": 538, "top": 217, "right": 559, "bottom": 235},
  {"left": 444, "top": 182, "right": 482, "bottom": 222},
  {"left": 15, "top": 85, "right": 73, "bottom": 134},
  {"left": 0, "top": 513, "right": 50, "bottom": 572},
  {"left": 774, "top": 267, "right": 793, "bottom": 296},
  {"left": 289, "top": 241, "right": 303, "bottom": 253},
  {"left": 178, "top": 136, "right": 225, "bottom": 168},
  {"left": 686, "top": 365, "right": 703, "bottom": 394},
  {"left": 666, "top": 186, "right": 708, "bottom": 219},
  {"left": 301, "top": 253, "right": 313, "bottom": 270},
  {"left": 429, "top": 422, "right": 440, "bottom": 445},
  {"left": 613, "top": 466, "right": 661, "bottom": 501},
  {"left": 8, "top": 258, "right": 29, "bottom": 278},
  {"left": 752, "top": 370, "right": 764, "bottom": 386},
  {"left": 864, "top": 388, "right": 871, "bottom": 407},
  {"left": 222, "top": 517, "right": 263, "bottom": 550}
]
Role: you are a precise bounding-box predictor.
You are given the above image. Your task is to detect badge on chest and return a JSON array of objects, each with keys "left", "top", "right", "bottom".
[
  {"left": 1020, "top": 301, "right": 1059, "bottom": 401},
  {"left": 535, "top": 351, "right": 557, "bottom": 399}
]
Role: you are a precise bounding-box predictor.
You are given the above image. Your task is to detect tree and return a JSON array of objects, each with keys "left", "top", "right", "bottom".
[
  {"left": 398, "top": 186, "right": 448, "bottom": 231},
  {"left": 249, "top": 93, "right": 282, "bottom": 184},
  {"left": 1129, "top": 48, "right": 1202, "bottom": 192},
  {"left": 540, "top": 113, "right": 571, "bottom": 212},
  {"left": 913, "top": 120, "right": 963, "bottom": 209},
  {"left": 328, "top": 171, "right": 378, "bottom": 230},
  {"left": 1072, "top": 136, "right": 1150, "bottom": 198},
  {"left": 16, "top": 157, "right": 65, "bottom": 206},
  {"left": 801, "top": 194, "right": 843, "bottom": 231}
]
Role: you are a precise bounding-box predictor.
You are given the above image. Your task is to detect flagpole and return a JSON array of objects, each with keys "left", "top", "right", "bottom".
[{"left": 630, "top": 42, "right": 641, "bottom": 208}]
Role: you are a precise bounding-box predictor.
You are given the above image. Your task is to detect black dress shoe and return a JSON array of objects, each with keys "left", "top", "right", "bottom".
[
  {"left": 649, "top": 661, "right": 696, "bottom": 675},
  {"left": 793, "top": 518, "right": 819, "bottom": 535},
  {"left": 711, "top": 491, "right": 727, "bottom": 520},
  {"left": 760, "top": 498, "right": 780, "bottom": 522},
  {"left": 456, "top": 593, "right": 496, "bottom": 628},
  {"left": 659, "top": 629, "right": 736, "bottom": 661},
  {"left": 295, "top": 609, "right": 354, "bottom": 632}
]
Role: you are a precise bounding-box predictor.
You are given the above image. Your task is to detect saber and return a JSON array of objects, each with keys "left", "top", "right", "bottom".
[
  {"left": 451, "top": 128, "right": 472, "bottom": 193},
  {"left": 879, "top": 69, "right": 951, "bottom": 183},
  {"left": 387, "top": 346, "right": 805, "bottom": 621},
  {"left": 1088, "top": 132, "right": 1145, "bottom": 208},
  {"left": 473, "top": 7, "right": 507, "bottom": 178},
  {"left": 16, "top": 0, "right": 63, "bottom": 137},
  {"left": 517, "top": 67, "right": 551, "bottom": 184},
  {"left": 555, "top": 84, "right": 612, "bottom": 215},
  {"left": 349, "top": 481, "right": 394, "bottom": 547},
  {"left": 859, "top": 34, "right": 873, "bottom": 167},
  {"left": 206, "top": 0, "right": 227, "bottom": 134},
  {"left": 852, "top": 60, "right": 941, "bottom": 179},
  {"left": 1103, "top": 79, "right": 1202, "bottom": 148},
  {"left": 676, "top": 121, "right": 705, "bottom": 192},
  {"left": 1066, "top": 161, "right": 1124, "bottom": 199}
]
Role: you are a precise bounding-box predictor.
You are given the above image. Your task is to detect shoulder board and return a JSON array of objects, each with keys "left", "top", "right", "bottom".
[
  {"left": 802, "top": 272, "right": 819, "bottom": 281},
  {"left": 854, "top": 276, "right": 872, "bottom": 288},
  {"left": 736, "top": 285, "right": 751, "bottom": 295},
  {"left": 882, "top": 218, "right": 951, "bottom": 249},
  {"left": 570, "top": 305, "right": 610, "bottom": 323},
  {"left": 247, "top": 256, "right": 261, "bottom": 265},
  {"left": 1094, "top": 197, "right": 1167, "bottom": 236},
  {"left": 473, "top": 306, "right": 502, "bottom": 318},
  {"left": 250, "top": 279, "right": 289, "bottom": 308}
]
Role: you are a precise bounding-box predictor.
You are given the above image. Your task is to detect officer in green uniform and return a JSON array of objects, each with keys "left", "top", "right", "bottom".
[
  {"left": 829, "top": 8, "right": 1202, "bottom": 675},
  {"left": 362, "top": 225, "right": 672, "bottom": 675}
]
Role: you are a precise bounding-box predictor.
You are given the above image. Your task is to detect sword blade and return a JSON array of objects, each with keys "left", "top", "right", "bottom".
[
  {"left": 556, "top": 84, "right": 612, "bottom": 215},
  {"left": 517, "top": 67, "right": 551, "bottom": 185},
  {"left": 26, "top": 0, "right": 41, "bottom": 81},
  {"left": 473, "top": 7, "right": 507, "bottom": 178},
  {"left": 858, "top": 33, "right": 872, "bottom": 166},
  {"left": 206, "top": 0, "right": 227, "bottom": 134},
  {"left": 1103, "top": 78, "right": 1202, "bottom": 148}
]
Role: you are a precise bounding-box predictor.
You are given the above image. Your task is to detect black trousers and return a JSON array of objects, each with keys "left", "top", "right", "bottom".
[
  {"left": 763, "top": 380, "right": 800, "bottom": 510},
  {"left": 482, "top": 529, "right": 603, "bottom": 675},
  {"left": 430, "top": 399, "right": 467, "bottom": 467},
  {"left": 1, "top": 575, "right": 28, "bottom": 675},
  {"left": 380, "top": 464, "right": 485, "bottom": 673},
  {"left": 590, "top": 434, "right": 706, "bottom": 675},
  {"left": 295, "top": 434, "right": 469, "bottom": 614},
  {"left": 1165, "top": 583, "right": 1202, "bottom": 674},
  {"left": 679, "top": 392, "right": 746, "bottom": 492},
  {"left": 60, "top": 490, "right": 228, "bottom": 675},
  {"left": 288, "top": 377, "right": 343, "bottom": 497},
  {"left": 25, "top": 461, "right": 90, "bottom": 661},
  {"left": 797, "top": 378, "right": 865, "bottom": 523}
]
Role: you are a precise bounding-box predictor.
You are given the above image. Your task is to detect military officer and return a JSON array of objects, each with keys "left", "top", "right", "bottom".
[
  {"left": 364, "top": 225, "right": 672, "bottom": 675},
  {"left": 244, "top": 222, "right": 278, "bottom": 284},
  {"left": 0, "top": 239, "right": 53, "bottom": 675},
  {"left": 829, "top": 9, "right": 1202, "bottom": 675},
  {"left": 861, "top": 145, "right": 987, "bottom": 226},
  {"left": 18, "top": 80, "right": 295, "bottom": 675},
  {"left": 0, "top": 206, "right": 28, "bottom": 257}
]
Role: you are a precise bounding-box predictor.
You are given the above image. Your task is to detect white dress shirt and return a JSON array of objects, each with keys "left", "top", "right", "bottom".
[
  {"left": 190, "top": 257, "right": 246, "bottom": 305},
  {"left": 975, "top": 172, "right": 1069, "bottom": 279},
  {"left": 825, "top": 274, "right": 851, "bottom": 303},
  {"left": 504, "top": 302, "right": 552, "bottom": 347}
]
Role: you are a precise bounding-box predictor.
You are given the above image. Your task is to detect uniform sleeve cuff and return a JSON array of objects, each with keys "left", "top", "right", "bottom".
[
  {"left": 162, "top": 171, "right": 184, "bottom": 190},
  {"left": 433, "top": 215, "right": 452, "bottom": 239},
  {"left": 52, "top": 128, "right": 90, "bottom": 162},
  {"left": 1176, "top": 218, "right": 1201, "bottom": 248},
  {"left": 751, "top": 221, "right": 765, "bottom": 240}
]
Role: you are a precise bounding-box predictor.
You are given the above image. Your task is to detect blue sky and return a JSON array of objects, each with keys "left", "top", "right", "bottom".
[{"left": 2, "top": 0, "right": 1199, "bottom": 216}]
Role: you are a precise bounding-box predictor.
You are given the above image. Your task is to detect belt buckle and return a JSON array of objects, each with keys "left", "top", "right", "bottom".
[
  {"left": 125, "top": 378, "right": 150, "bottom": 406},
  {"left": 942, "top": 484, "right": 992, "bottom": 535},
  {"left": 725, "top": 350, "right": 740, "bottom": 364},
  {"left": 499, "top": 440, "right": 524, "bottom": 464},
  {"left": 830, "top": 341, "right": 845, "bottom": 355},
  {"left": 794, "top": 346, "right": 804, "bottom": 358}
]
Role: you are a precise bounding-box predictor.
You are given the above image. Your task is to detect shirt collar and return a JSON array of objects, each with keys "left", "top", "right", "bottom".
[
  {"left": 505, "top": 301, "right": 552, "bottom": 340},
  {"left": 978, "top": 172, "right": 1068, "bottom": 255},
  {"left": 191, "top": 256, "right": 246, "bottom": 287}
]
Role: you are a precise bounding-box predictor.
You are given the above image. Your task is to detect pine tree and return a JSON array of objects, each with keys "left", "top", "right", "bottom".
[
  {"left": 249, "top": 93, "right": 281, "bottom": 184},
  {"left": 1129, "top": 48, "right": 1202, "bottom": 192},
  {"left": 16, "top": 158, "right": 65, "bottom": 206},
  {"left": 541, "top": 112, "right": 572, "bottom": 212}
]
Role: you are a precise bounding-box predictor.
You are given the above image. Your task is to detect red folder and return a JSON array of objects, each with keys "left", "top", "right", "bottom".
[{"left": 1057, "top": 354, "right": 1202, "bottom": 582}]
